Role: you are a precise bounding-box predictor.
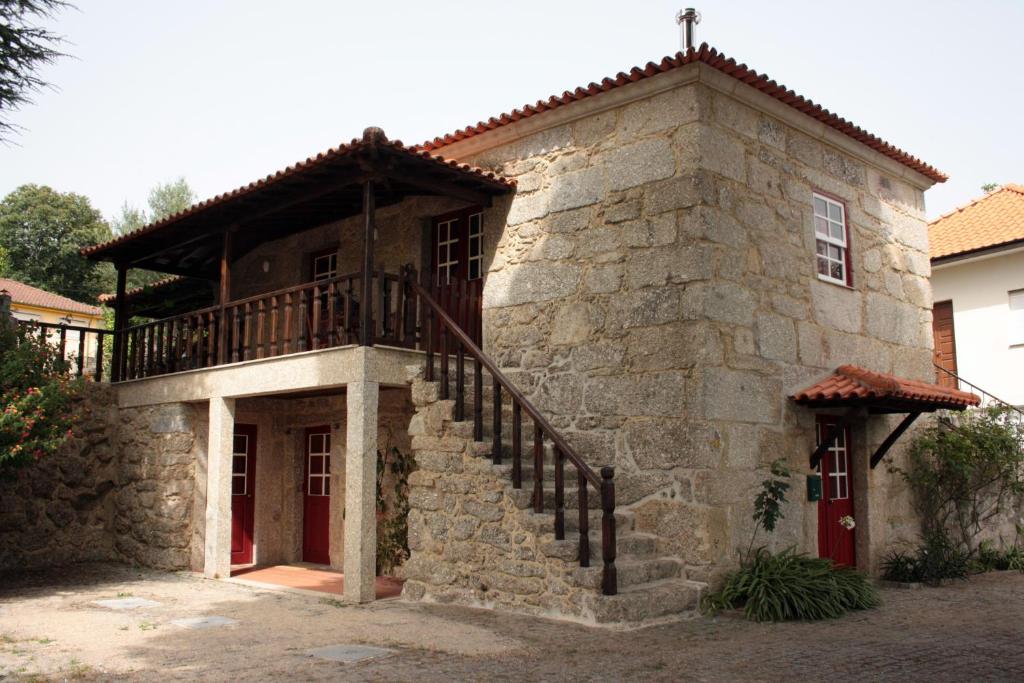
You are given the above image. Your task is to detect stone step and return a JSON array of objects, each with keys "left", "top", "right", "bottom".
[
  {"left": 572, "top": 557, "right": 683, "bottom": 591},
  {"left": 519, "top": 507, "right": 635, "bottom": 536},
  {"left": 582, "top": 578, "right": 705, "bottom": 625},
  {"left": 539, "top": 532, "right": 660, "bottom": 563},
  {"left": 507, "top": 485, "right": 602, "bottom": 512}
]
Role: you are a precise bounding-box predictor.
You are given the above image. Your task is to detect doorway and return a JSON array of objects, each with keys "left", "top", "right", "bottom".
[
  {"left": 430, "top": 208, "right": 484, "bottom": 344},
  {"left": 816, "top": 416, "right": 856, "bottom": 567},
  {"left": 230, "top": 424, "right": 257, "bottom": 565},
  {"left": 932, "top": 300, "right": 958, "bottom": 389},
  {"left": 302, "top": 426, "right": 332, "bottom": 564}
]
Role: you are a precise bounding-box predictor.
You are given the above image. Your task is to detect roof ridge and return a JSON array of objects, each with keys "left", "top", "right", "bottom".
[{"left": 413, "top": 43, "right": 946, "bottom": 183}]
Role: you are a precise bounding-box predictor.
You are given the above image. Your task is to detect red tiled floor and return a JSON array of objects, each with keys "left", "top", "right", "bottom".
[{"left": 230, "top": 564, "right": 404, "bottom": 599}]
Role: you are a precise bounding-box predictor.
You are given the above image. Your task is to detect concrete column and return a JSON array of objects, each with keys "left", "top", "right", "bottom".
[
  {"left": 204, "top": 396, "right": 236, "bottom": 579},
  {"left": 344, "top": 377, "right": 378, "bottom": 602}
]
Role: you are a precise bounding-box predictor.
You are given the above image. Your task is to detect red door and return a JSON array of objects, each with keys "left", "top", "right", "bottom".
[
  {"left": 431, "top": 208, "right": 484, "bottom": 344},
  {"left": 932, "top": 300, "right": 958, "bottom": 389},
  {"left": 231, "top": 424, "right": 257, "bottom": 565},
  {"left": 816, "top": 416, "right": 856, "bottom": 567},
  {"left": 302, "top": 426, "right": 331, "bottom": 565}
]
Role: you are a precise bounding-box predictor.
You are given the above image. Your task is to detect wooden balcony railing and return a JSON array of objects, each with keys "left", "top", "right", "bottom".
[
  {"left": 115, "top": 270, "right": 418, "bottom": 381},
  {"left": 12, "top": 321, "right": 109, "bottom": 382}
]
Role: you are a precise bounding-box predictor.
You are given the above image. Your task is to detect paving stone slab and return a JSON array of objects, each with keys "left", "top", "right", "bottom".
[
  {"left": 92, "top": 598, "right": 162, "bottom": 610},
  {"left": 171, "top": 616, "right": 239, "bottom": 629},
  {"left": 307, "top": 644, "right": 395, "bottom": 663}
]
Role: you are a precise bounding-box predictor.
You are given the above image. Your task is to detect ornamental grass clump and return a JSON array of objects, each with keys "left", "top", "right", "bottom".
[
  {"left": 703, "top": 458, "right": 880, "bottom": 622},
  {"left": 0, "top": 318, "right": 80, "bottom": 474}
]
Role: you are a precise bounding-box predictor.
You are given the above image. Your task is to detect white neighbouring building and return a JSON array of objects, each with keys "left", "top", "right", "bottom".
[{"left": 929, "top": 184, "right": 1024, "bottom": 407}]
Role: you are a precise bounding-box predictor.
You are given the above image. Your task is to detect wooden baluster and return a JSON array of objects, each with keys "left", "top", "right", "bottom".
[
  {"left": 178, "top": 318, "right": 188, "bottom": 370},
  {"left": 554, "top": 446, "right": 565, "bottom": 540},
  {"left": 207, "top": 312, "right": 217, "bottom": 367},
  {"left": 578, "top": 471, "right": 590, "bottom": 567},
  {"left": 397, "top": 271, "right": 408, "bottom": 346},
  {"left": 440, "top": 292, "right": 450, "bottom": 400},
  {"left": 58, "top": 325, "right": 67, "bottom": 364},
  {"left": 283, "top": 292, "right": 293, "bottom": 354},
  {"left": 256, "top": 299, "right": 266, "bottom": 359},
  {"left": 492, "top": 379, "right": 502, "bottom": 465},
  {"left": 425, "top": 300, "right": 435, "bottom": 382},
  {"left": 243, "top": 302, "right": 253, "bottom": 360},
  {"left": 94, "top": 331, "right": 104, "bottom": 382},
  {"left": 326, "top": 282, "right": 336, "bottom": 348},
  {"left": 311, "top": 285, "right": 321, "bottom": 351},
  {"left": 297, "top": 291, "right": 308, "bottom": 352},
  {"left": 533, "top": 424, "right": 544, "bottom": 513},
  {"left": 146, "top": 325, "right": 156, "bottom": 376},
  {"left": 155, "top": 321, "right": 165, "bottom": 374},
  {"left": 455, "top": 283, "right": 466, "bottom": 422},
  {"left": 231, "top": 305, "right": 242, "bottom": 362},
  {"left": 380, "top": 270, "right": 390, "bottom": 341},
  {"left": 511, "top": 401, "right": 522, "bottom": 488},
  {"left": 404, "top": 271, "right": 417, "bottom": 348},
  {"left": 346, "top": 277, "right": 356, "bottom": 343},
  {"left": 600, "top": 467, "right": 617, "bottom": 596},
  {"left": 473, "top": 357, "right": 483, "bottom": 441},
  {"left": 269, "top": 296, "right": 279, "bottom": 357},
  {"left": 128, "top": 329, "right": 137, "bottom": 379},
  {"left": 76, "top": 328, "right": 86, "bottom": 377},
  {"left": 167, "top": 320, "right": 177, "bottom": 373}
]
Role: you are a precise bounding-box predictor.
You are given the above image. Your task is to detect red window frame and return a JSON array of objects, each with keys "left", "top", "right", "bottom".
[{"left": 812, "top": 190, "right": 853, "bottom": 288}]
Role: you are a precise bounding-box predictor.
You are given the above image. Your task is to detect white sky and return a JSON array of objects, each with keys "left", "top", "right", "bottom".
[{"left": 1, "top": 0, "right": 1021, "bottom": 223}]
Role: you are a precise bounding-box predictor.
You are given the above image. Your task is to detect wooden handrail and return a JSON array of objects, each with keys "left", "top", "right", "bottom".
[
  {"left": 404, "top": 266, "right": 617, "bottom": 595},
  {"left": 15, "top": 320, "right": 108, "bottom": 382}
]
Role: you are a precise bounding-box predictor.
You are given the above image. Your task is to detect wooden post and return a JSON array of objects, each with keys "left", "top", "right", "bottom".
[
  {"left": 600, "top": 466, "right": 617, "bottom": 596},
  {"left": 360, "top": 179, "right": 375, "bottom": 346},
  {"left": 217, "top": 230, "right": 233, "bottom": 364},
  {"left": 110, "top": 264, "right": 128, "bottom": 382}
]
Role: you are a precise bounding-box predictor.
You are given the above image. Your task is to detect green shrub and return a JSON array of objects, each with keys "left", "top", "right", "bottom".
[
  {"left": 881, "top": 550, "right": 921, "bottom": 583},
  {"left": 881, "top": 532, "right": 970, "bottom": 584},
  {"left": 704, "top": 547, "right": 879, "bottom": 622}
]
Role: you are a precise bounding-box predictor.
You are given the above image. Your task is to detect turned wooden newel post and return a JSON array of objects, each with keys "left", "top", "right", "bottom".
[
  {"left": 110, "top": 264, "right": 128, "bottom": 382},
  {"left": 600, "top": 466, "right": 618, "bottom": 596},
  {"left": 217, "top": 230, "right": 233, "bottom": 365},
  {"left": 359, "top": 126, "right": 385, "bottom": 347}
]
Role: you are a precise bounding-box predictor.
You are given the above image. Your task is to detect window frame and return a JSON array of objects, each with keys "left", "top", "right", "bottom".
[
  {"left": 812, "top": 191, "right": 853, "bottom": 288},
  {"left": 432, "top": 207, "right": 484, "bottom": 286},
  {"left": 306, "top": 430, "right": 331, "bottom": 497},
  {"left": 309, "top": 248, "right": 338, "bottom": 282},
  {"left": 1009, "top": 289, "right": 1024, "bottom": 347}
]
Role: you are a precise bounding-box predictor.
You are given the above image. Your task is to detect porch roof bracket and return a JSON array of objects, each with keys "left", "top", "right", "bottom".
[
  {"left": 809, "top": 422, "right": 843, "bottom": 470},
  {"left": 869, "top": 411, "right": 921, "bottom": 469}
]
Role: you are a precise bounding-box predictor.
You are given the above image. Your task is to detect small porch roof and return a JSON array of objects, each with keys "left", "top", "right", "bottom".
[
  {"left": 791, "top": 364, "right": 980, "bottom": 414},
  {"left": 81, "top": 128, "right": 515, "bottom": 280}
]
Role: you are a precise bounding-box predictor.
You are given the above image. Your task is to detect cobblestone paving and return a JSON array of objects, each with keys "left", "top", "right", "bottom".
[{"left": 1, "top": 564, "right": 1022, "bottom": 681}]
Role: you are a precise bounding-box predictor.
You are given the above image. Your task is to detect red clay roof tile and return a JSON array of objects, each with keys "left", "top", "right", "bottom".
[
  {"left": 417, "top": 44, "right": 947, "bottom": 183},
  {"left": 929, "top": 184, "right": 1024, "bottom": 260},
  {"left": 0, "top": 278, "right": 103, "bottom": 317},
  {"left": 791, "top": 365, "right": 979, "bottom": 409}
]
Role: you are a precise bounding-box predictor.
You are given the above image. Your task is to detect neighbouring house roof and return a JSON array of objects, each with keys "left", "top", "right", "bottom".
[
  {"left": 929, "top": 184, "right": 1024, "bottom": 261},
  {"left": 0, "top": 278, "right": 103, "bottom": 317},
  {"left": 98, "top": 275, "right": 214, "bottom": 319},
  {"left": 80, "top": 130, "right": 515, "bottom": 277},
  {"left": 791, "top": 364, "right": 979, "bottom": 412},
  {"left": 417, "top": 43, "right": 947, "bottom": 184}
]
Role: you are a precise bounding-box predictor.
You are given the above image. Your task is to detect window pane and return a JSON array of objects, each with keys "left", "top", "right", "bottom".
[
  {"left": 830, "top": 222, "right": 844, "bottom": 241},
  {"left": 232, "top": 475, "right": 245, "bottom": 495},
  {"left": 233, "top": 435, "right": 247, "bottom": 454},
  {"left": 816, "top": 240, "right": 828, "bottom": 256},
  {"left": 233, "top": 454, "right": 246, "bottom": 474},
  {"left": 830, "top": 261, "right": 844, "bottom": 281},
  {"left": 815, "top": 216, "right": 829, "bottom": 236},
  {"left": 323, "top": 454, "right": 331, "bottom": 474},
  {"left": 828, "top": 202, "right": 842, "bottom": 222},
  {"left": 323, "top": 434, "right": 330, "bottom": 452},
  {"left": 310, "top": 454, "right": 323, "bottom": 475},
  {"left": 817, "top": 257, "right": 830, "bottom": 276},
  {"left": 829, "top": 244, "right": 842, "bottom": 260},
  {"left": 323, "top": 477, "right": 330, "bottom": 496},
  {"left": 309, "top": 477, "right": 322, "bottom": 496},
  {"left": 814, "top": 196, "right": 827, "bottom": 216},
  {"left": 310, "top": 434, "right": 323, "bottom": 453}
]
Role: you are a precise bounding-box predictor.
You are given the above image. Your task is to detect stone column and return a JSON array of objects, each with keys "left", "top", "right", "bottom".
[
  {"left": 204, "top": 396, "right": 236, "bottom": 579},
  {"left": 344, "top": 376, "right": 378, "bottom": 602}
]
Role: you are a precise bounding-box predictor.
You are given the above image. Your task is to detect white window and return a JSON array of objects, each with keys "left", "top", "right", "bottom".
[
  {"left": 436, "top": 219, "right": 459, "bottom": 286},
  {"left": 1010, "top": 290, "right": 1024, "bottom": 347},
  {"left": 468, "top": 212, "right": 483, "bottom": 280},
  {"left": 817, "top": 423, "right": 849, "bottom": 501},
  {"left": 232, "top": 434, "right": 249, "bottom": 496},
  {"left": 312, "top": 252, "right": 337, "bottom": 281},
  {"left": 813, "top": 192, "right": 851, "bottom": 287},
  {"left": 307, "top": 432, "right": 331, "bottom": 496}
]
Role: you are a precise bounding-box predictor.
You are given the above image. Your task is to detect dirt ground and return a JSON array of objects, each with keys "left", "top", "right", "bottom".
[{"left": 1, "top": 563, "right": 1023, "bottom": 682}]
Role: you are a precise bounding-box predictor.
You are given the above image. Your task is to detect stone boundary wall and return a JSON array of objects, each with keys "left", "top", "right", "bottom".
[{"left": 0, "top": 384, "right": 119, "bottom": 570}]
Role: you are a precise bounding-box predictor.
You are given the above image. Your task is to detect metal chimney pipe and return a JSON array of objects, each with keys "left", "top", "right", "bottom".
[{"left": 676, "top": 7, "right": 700, "bottom": 51}]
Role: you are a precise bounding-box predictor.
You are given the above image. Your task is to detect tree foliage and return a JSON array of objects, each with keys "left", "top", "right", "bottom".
[
  {"left": 894, "top": 407, "right": 1024, "bottom": 557},
  {"left": 0, "top": 0, "right": 69, "bottom": 141},
  {"left": 0, "top": 184, "right": 113, "bottom": 302},
  {"left": 0, "top": 317, "right": 79, "bottom": 474}
]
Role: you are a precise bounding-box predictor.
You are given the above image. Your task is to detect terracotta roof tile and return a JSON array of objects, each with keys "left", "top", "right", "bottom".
[
  {"left": 97, "top": 275, "right": 182, "bottom": 303},
  {"left": 791, "top": 365, "right": 979, "bottom": 410},
  {"left": 929, "top": 184, "right": 1024, "bottom": 260},
  {"left": 416, "top": 44, "right": 947, "bottom": 184},
  {"left": 0, "top": 278, "right": 103, "bottom": 317},
  {"left": 81, "top": 132, "right": 515, "bottom": 258}
]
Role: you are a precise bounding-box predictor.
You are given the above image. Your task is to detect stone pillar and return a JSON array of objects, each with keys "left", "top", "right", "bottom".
[
  {"left": 204, "top": 396, "right": 235, "bottom": 579},
  {"left": 344, "top": 376, "right": 378, "bottom": 602}
]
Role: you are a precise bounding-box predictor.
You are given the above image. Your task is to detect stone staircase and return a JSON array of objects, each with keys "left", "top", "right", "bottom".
[{"left": 400, "top": 362, "right": 705, "bottom": 627}]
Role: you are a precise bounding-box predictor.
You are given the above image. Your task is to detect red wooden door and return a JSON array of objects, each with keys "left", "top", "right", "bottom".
[
  {"left": 431, "top": 208, "right": 483, "bottom": 344},
  {"left": 231, "top": 424, "right": 257, "bottom": 565},
  {"left": 302, "top": 426, "right": 331, "bottom": 565},
  {"left": 932, "top": 300, "right": 958, "bottom": 389},
  {"left": 816, "top": 417, "right": 856, "bottom": 567}
]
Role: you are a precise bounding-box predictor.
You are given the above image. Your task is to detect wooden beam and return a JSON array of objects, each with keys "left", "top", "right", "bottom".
[
  {"left": 381, "top": 167, "right": 492, "bottom": 206},
  {"left": 870, "top": 412, "right": 921, "bottom": 469},
  {"left": 217, "top": 230, "right": 233, "bottom": 364},
  {"left": 360, "top": 180, "right": 375, "bottom": 346},
  {"left": 110, "top": 264, "right": 128, "bottom": 382}
]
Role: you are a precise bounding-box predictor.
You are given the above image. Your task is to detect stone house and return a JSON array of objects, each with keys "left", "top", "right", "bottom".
[{"left": 65, "top": 44, "right": 980, "bottom": 625}]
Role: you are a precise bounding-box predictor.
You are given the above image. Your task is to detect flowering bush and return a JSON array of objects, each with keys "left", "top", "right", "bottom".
[{"left": 0, "top": 318, "right": 80, "bottom": 474}]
